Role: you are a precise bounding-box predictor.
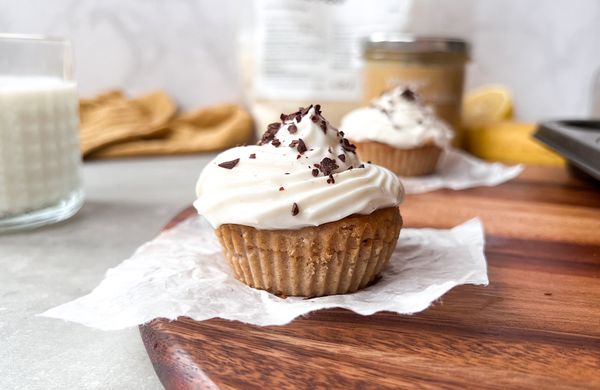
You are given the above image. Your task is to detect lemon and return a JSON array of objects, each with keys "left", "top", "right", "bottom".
[{"left": 462, "top": 85, "right": 513, "bottom": 128}]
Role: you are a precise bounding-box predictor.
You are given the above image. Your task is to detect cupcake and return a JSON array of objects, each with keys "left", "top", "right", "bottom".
[
  {"left": 341, "top": 87, "right": 453, "bottom": 176},
  {"left": 194, "top": 105, "right": 404, "bottom": 297}
]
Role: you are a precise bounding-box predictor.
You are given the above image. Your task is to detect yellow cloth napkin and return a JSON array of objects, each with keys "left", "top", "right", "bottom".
[{"left": 80, "top": 90, "right": 253, "bottom": 159}]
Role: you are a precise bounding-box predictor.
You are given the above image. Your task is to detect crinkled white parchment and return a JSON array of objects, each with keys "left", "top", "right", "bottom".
[
  {"left": 41, "top": 216, "right": 488, "bottom": 329},
  {"left": 401, "top": 149, "right": 523, "bottom": 194}
]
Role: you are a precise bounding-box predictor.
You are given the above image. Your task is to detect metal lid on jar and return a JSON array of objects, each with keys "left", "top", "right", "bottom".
[{"left": 363, "top": 33, "right": 470, "bottom": 62}]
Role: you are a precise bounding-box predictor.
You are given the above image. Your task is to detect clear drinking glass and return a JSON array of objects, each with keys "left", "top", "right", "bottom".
[
  {"left": 592, "top": 67, "right": 600, "bottom": 118},
  {"left": 0, "top": 34, "right": 83, "bottom": 232}
]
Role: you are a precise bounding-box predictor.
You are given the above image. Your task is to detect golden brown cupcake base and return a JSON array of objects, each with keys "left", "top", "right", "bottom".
[
  {"left": 354, "top": 141, "right": 443, "bottom": 176},
  {"left": 215, "top": 207, "right": 402, "bottom": 297}
]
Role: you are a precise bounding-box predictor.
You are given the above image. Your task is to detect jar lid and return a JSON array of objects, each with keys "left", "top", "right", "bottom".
[{"left": 364, "top": 33, "right": 470, "bottom": 59}]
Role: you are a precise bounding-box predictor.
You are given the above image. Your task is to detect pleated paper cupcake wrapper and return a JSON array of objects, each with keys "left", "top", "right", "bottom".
[
  {"left": 215, "top": 207, "right": 402, "bottom": 297},
  {"left": 355, "top": 141, "right": 443, "bottom": 176}
]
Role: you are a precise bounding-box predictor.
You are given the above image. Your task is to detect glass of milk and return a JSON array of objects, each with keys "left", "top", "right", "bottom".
[{"left": 0, "top": 34, "right": 83, "bottom": 232}]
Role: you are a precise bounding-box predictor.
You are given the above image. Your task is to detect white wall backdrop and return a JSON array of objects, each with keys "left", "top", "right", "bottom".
[{"left": 1, "top": 0, "right": 599, "bottom": 121}]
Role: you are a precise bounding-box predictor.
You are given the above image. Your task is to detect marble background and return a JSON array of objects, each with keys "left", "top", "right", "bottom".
[{"left": 0, "top": 0, "right": 599, "bottom": 120}]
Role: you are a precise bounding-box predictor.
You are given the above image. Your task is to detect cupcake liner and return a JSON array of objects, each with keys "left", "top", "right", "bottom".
[
  {"left": 215, "top": 207, "right": 402, "bottom": 297},
  {"left": 354, "top": 141, "right": 443, "bottom": 176}
]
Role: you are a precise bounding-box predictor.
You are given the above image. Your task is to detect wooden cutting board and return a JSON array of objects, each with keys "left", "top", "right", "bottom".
[{"left": 140, "top": 166, "right": 600, "bottom": 390}]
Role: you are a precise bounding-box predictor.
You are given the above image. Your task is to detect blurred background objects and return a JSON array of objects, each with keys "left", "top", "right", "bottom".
[{"left": 0, "top": 0, "right": 598, "bottom": 121}]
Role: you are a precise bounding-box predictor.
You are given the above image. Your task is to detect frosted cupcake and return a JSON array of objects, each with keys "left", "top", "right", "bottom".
[
  {"left": 194, "top": 105, "right": 404, "bottom": 297},
  {"left": 341, "top": 87, "right": 453, "bottom": 176}
]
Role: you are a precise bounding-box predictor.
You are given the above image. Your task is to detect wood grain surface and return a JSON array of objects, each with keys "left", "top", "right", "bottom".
[{"left": 140, "top": 166, "right": 600, "bottom": 390}]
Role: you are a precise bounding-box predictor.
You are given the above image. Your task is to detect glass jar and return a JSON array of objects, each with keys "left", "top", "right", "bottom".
[
  {"left": 363, "top": 34, "right": 470, "bottom": 146},
  {"left": 0, "top": 34, "right": 83, "bottom": 232}
]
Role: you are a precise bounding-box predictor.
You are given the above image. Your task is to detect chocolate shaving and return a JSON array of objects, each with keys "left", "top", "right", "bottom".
[
  {"left": 348, "top": 165, "right": 353, "bottom": 170},
  {"left": 288, "top": 124, "right": 298, "bottom": 134},
  {"left": 296, "top": 154, "right": 301, "bottom": 159},
  {"left": 218, "top": 158, "right": 240, "bottom": 169},
  {"left": 327, "top": 174, "right": 335, "bottom": 184},
  {"left": 327, "top": 147, "right": 333, "bottom": 154},
  {"left": 295, "top": 114, "right": 302, "bottom": 122},
  {"left": 401, "top": 88, "right": 416, "bottom": 101},
  {"left": 319, "top": 120, "right": 327, "bottom": 133},
  {"left": 310, "top": 115, "right": 318, "bottom": 123},
  {"left": 279, "top": 186, "right": 285, "bottom": 191},
  {"left": 338, "top": 154, "right": 346, "bottom": 162},
  {"left": 359, "top": 163, "right": 365, "bottom": 168},
  {"left": 314, "top": 104, "right": 322, "bottom": 115},
  {"left": 289, "top": 140, "right": 299, "bottom": 148},
  {"left": 291, "top": 202, "right": 299, "bottom": 216},
  {"left": 367, "top": 160, "right": 372, "bottom": 164},
  {"left": 280, "top": 113, "right": 288, "bottom": 121},
  {"left": 319, "top": 157, "right": 339, "bottom": 176},
  {"left": 339, "top": 131, "right": 345, "bottom": 137},
  {"left": 340, "top": 138, "right": 357, "bottom": 153},
  {"left": 258, "top": 122, "right": 281, "bottom": 145},
  {"left": 300, "top": 104, "right": 313, "bottom": 117},
  {"left": 249, "top": 153, "right": 256, "bottom": 159},
  {"left": 271, "top": 139, "right": 281, "bottom": 147},
  {"left": 312, "top": 168, "right": 319, "bottom": 177},
  {"left": 297, "top": 138, "right": 307, "bottom": 154}
]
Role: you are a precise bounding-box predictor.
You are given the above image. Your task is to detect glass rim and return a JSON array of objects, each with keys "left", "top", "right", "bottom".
[{"left": 0, "top": 33, "right": 69, "bottom": 44}]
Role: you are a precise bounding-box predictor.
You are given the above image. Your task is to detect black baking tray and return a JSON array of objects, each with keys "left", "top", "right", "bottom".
[{"left": 534, "top": 120, "right": 600, "bottom": 182}]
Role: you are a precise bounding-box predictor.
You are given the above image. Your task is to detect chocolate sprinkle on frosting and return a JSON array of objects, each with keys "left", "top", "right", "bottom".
[
  {"left": 291, "top": 202, "right": 299, "bottom": 216},
  {"left": 289, "top": 140, "right": 299, "bottom": 148},
  {"left": 297, "top": 138, "right": 307, "bottom": 154},
  {"left": 288, "top": 124, "right": 298, "bottom": 134},
  {"left": 319, "top": 157, "right": 339, "bottom": 176},
  {"left": 340, "top": 138, "right": 357, "bottom": 153},
  {"left": 310, "top": 115, "right": 318, "bottom": 123},
  {"left": 249, "top": 153, "right": 256, "bottom": 159},
  {"left": 271, "top": 139, "right": 281, "bottom": 147},
  {"left": 258, "top": 122, "right": 281, "bottom": 145},
  {"left": 319, "top": 120, "right": 327, "bottom": 133},
  {"left": 312, "top": 168, "right": 319, "bottom": 177},
  {"left": 218, "top": 158, "right": 240, "bottom": 169},
  {"left": 327, "top": 174, "right": 335, "bottom": 184},
  {"left": 300, "top": 104, "right": 313, "bottom": 117},
  {"left": 279, "top": 186, "right": 285, "bottom": 191},
  {"left": 401, "top": 88, "right": 416, "bottom": 101},
  {"left": 338, "top": 154, "right": 346, "bottom": 162}
]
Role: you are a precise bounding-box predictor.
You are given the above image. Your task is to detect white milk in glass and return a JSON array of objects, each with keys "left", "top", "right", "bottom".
[{"left": 0, "top": 76, "right": 81, "bottom": 219}]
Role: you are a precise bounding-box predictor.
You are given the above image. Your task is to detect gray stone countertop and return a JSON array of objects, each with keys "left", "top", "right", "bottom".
[{"left": 0, "top": 154, "right": 216, "bottom": 390}]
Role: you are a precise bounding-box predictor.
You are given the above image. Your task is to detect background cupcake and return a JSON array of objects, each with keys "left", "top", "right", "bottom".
[
  {"left": 194, "top": 105, "right": 404, "bottom": 297},
  {"left": 341, "top": 87, "right": 454, "bottom": 176}
]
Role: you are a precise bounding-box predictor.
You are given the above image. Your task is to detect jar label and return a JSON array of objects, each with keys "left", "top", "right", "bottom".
[{"left": 251, "top": 0, "right": 412, "bottom": 101}]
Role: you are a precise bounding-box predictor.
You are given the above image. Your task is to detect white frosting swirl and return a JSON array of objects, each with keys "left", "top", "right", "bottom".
[
  {"left": 340, "top": 87, "right": 454, "bottom": 148},
  {"left": 194, "top": 106, "right": 403, "bottom": 230}
]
